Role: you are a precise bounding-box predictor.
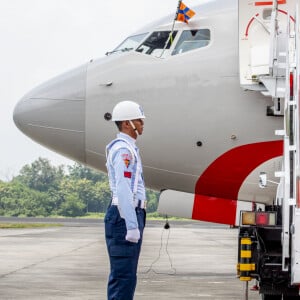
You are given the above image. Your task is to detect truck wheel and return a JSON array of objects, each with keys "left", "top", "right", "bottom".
[{"left": 261, "top": 295, "right": 282, "bottom": 300}]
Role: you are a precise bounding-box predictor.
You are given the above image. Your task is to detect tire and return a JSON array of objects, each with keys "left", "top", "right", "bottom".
[{"left": 262, "top": 295, "right": 282, "bottom": 300}]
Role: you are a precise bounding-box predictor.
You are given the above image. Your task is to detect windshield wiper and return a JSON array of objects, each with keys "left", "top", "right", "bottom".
[{"left": 105, "top": 47, "right": 133, "bottom": 56}]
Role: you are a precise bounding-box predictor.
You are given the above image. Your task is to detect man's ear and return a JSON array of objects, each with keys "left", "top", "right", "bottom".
[{"left": 120, "top": 120, "right": 126, "bottom": 129}]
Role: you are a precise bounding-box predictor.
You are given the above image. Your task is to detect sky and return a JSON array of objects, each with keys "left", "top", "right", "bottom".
[{"left": 0, "top": 0, "right": 190, "bottom": 181}]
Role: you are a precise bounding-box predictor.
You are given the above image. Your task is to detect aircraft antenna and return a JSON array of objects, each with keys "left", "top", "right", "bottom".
[{"left": 159, "top": 0, "right": 182, "bottom": 58}]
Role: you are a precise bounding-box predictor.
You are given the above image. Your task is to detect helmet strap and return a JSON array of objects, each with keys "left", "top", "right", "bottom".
[{"left": 129, "top": 120, "right": 139, "bottom": 135}]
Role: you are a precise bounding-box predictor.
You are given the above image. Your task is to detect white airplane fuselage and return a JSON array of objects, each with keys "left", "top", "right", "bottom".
[{"left": 13, "top": 0, "right": 283, "bottom": 224}]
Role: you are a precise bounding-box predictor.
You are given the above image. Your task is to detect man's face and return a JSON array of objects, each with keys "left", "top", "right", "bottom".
[{"left": 131, "top": 119, "right": 144, "bottom": 136}]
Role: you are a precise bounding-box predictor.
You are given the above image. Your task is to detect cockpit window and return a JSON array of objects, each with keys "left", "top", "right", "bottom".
[
  {"left": 172, "top": 29, "right": 210, "bottom": 55},
  {"left": 136, "top": 31, "right": 178, "bottom": 58},
  {"left": 106, "top": 33, "right": 148, "bottom": 56}
]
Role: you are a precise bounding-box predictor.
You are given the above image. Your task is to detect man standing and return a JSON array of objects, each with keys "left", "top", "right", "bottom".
[{"left": 105, "top": 100, "right": 147, "bottom": 300}]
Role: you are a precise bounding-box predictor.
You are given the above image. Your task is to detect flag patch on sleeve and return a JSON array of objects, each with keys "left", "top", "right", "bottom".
[{"left": 124, "top": 171, "right": 132, "bottom": 178}]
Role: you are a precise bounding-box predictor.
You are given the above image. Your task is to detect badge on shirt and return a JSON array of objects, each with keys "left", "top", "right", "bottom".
[{"left": 122, "top": 153, "right": 132, "bottom": 168}]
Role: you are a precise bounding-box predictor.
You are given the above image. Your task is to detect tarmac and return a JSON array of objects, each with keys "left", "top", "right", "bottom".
[{"left": 0, "top": 217, "right": 260, "bottom": 300}]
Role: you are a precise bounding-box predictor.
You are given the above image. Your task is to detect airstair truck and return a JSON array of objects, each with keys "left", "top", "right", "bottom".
[{"left": 238, "top": 0, "right": 300, "bottom": 299}]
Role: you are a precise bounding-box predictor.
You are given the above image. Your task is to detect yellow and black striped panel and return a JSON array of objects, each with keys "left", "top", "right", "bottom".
[{"left": 239, "top": 237, "right": 255, "bottom": 281}]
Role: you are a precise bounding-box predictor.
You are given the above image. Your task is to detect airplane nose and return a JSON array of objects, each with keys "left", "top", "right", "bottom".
[{"left": 13, "top": 64, "right": 87, "bottom": 163}]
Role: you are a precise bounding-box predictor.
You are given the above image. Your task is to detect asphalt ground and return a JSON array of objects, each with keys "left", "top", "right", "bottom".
[{"left": 0, "top": 217, "right": 260, "bottom": 300}]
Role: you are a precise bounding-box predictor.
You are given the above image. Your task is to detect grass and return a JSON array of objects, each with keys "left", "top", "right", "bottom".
[
  {"left": 79, "top": 213, "right": 105, "bottom": 219},
  {"left": 0, "top": 223, "right": 62, "bottom": 229},
  {"left": 78, "top": 212, "right": 190, "bottom": 221},
  {"left": 0, "top": 212, "right": 190, "bottom": 223}
]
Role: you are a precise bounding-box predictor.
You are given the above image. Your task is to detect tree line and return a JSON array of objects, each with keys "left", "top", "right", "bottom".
[{"left": 0, "top": 158, "right": 159, "bottom": 217}]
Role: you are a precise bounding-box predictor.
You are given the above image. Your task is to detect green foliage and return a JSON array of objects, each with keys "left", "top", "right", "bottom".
[
  {"left": 15, "top": 158, "right": 64, "bottom": 192},
  {"left": 68, "top": 163, "right": 107, "bottom": 183},
  {"left": 0, "top": 158, "right": 159, "bottom": 217},
  {"left": 146, "top": 189, "right": 159, "bottom": 212},
  {"left": 58, "top": 193, "right": 85, "bottom": 217},
  {"left": 0, "top": 181, "right": 49, "bottom": 217}
]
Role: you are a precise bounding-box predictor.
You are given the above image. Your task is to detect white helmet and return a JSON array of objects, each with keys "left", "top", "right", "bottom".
[{"left": 111, "top": 100, "right": 146, "bottom": 121}]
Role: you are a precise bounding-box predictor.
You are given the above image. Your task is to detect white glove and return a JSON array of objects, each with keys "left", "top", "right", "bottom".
[{"left": 126, "top": 228, "right": 140, "bottom": 243}]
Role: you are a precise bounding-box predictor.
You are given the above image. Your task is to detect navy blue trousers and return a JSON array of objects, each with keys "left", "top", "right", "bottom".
[{"left": 105, "top": 205, "right": 146, "bottom": 300}]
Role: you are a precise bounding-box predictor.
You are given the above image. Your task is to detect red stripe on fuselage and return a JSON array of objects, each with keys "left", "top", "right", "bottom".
[
  {"left": 255, "top": 0, "right": 286, "bottom": 5},
  {"left": 192, "top": 141, "right": 283, "bottom": 224},
  {"left": 192, "top": 195, "right": 237, "bottom": 224}
]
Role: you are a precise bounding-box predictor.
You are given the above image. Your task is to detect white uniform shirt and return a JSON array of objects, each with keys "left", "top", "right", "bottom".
[{"left": 106, "top": 132, "right": 146, "bottom": 230}]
